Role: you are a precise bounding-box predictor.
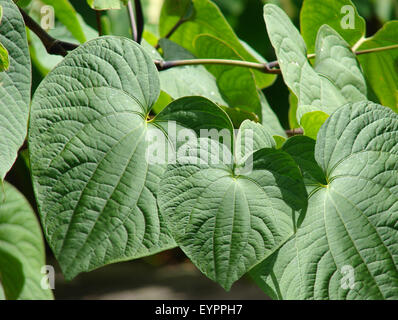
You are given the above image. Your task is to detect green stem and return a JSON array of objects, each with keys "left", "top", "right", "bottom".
[{"left": 355, "top": 43, "right": 398, "bottom": 56}]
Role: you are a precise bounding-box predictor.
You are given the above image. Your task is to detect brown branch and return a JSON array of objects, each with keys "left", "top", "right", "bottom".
[
  {"left": 155, "top": 59, "right": 282, "bottom": 74},
  {"left": 19, "top": 8, "right": 78, "bottom": 57},
  {"left": 95, "top": 10, "right": 103, "bottom": 36},
  {"left": 286, "top": 128, "right": 304, "bottom": 137}
]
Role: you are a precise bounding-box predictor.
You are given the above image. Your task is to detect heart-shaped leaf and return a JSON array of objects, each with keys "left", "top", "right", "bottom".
[
  {"left": 159, "top": 120, "right": 307, "bottom": 290},
  {"left": 29, "top": 37, "right": 234, "bottom": 280},
  {"left": 0, "top": 0, "right": 31, "bottom": 180},
  {"left": 251, "top": 102, "right": 398, "bottom": 299},
  {"left": 0, "top": 182, "right": 53, "bottom": 300}
]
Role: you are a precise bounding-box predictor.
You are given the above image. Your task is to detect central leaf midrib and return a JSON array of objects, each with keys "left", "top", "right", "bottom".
[
  {"left": 326, "top": 190, "right": 388, "bottom": 299},
  {"left": 58, "top": 122, "right": 147, "bottom": 266}
]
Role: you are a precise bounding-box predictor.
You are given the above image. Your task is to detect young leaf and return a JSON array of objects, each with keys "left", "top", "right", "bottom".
[
  {"left": 158, "top": 120, "right": 307, "bottom": 290},
  {"left": 314, "top": 25, "right": 367, "bottom": 102},
  {"left": 29, "top": 37, "right": 235, "bottom": 280},
  {"left": 159, "top": 0, "right": 275, "bottom": 89},
  {"left": 251, "top": 102, "right": 398, "bottom": 299},
  {"left": 300, "top": 111, "right": 329, "bottom": 140},
  {"left": 273, "top": 135, "right": 286, "bottom": 149},
  {"left": 300, "top": 0, "right": 365, "bottom": 53},
  {"left": 0, "top": 0, "right": 31, "bottom": 181},
  {"left": 0, "top": 182, "right": 53, "bottom": 300},
  {"left": 0, "top": 5, "right": 8, "bottom": 72},
  {"left": 357, "top": 21, "right": 398, "bottom": 112},
  {"left": 288, "top": 91, "right": 299, "bottom": 130},
  {"left": 0, "top": 42, "right": 8, "bottom": 72},
  {"left": 263, "top": 4, "right": 366, "bottom": 122}
]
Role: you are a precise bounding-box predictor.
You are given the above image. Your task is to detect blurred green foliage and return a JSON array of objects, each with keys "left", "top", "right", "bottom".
[{"left": 26, "top": 0, "right": 398, "bottom": 128}]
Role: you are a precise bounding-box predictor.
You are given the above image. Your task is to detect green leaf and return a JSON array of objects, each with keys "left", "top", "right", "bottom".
[
  {"left": 260, "top": 90, "right": 286, "bottom": 137},
  {"left": 288, "top": 92, "right": 299, "bottom": 130},
  {"left": 158, "top": 121, "right": 307, "bottom": 290},
  {"left": 281, "top": 136, "right": 326, "bottom": 187},
  {"left": 251, "top": 102, "right": 398, "bottom": 299},
  {"left": 0, "top": 0, "right": 31, "bottom": 180},
  {"left": 0, "top": 5, "right": 6, "bottom": 72},
  {"left": 13, "top": 0, "right": 31, "bottom": 7},
  {"left": 263, "top": 4, "right": 366, "bottom": 122},
  {"left": 357, "top": 21, "right": 398, "bottom": 112},
  {"left": 315, "top": 25, "right": 367, "bottom": 102},
  {"left": 152, "top": 90, "right": 173, "bottom": 114},
  {"left": 41, "top": 0, "right": 87, "bottom": 43},
  {"left": 153, "top": 95, "right": 235, "bottom": 140},
  {"left": 29, "top": 37, "right": 234, "bottom": 280},
  {"left": 29, "top": 37, "right": 172, "bottom": 280},
  {"left": 220, "top": 106, "right": 259, "bottom": 128},
  {"left": 300, "top": 111, "right": 329, "bottom": 140},
  {"left": 87, "top": 0, "right": 122, "bottom": 10},
  {"left": 300, "top": 0, "right": 365, "bottom": 53},
  {"left": 152, "top": 38, "right": 275, "bottom": 128},
  {"left": 235, "top": 120, "right": 275, "bottom": 165},
  {"left": 0, "top": 42, "right": 8, "bottom": 72},
  {"left": 157, "top": 39, "right": 227, "bottom": 106},
  {"left": 0, "top": 182, "right": 53, "bottom": 300},
  {"left": 0, "top": 282, "right": 5, "bottom": 300},
  {"left": 194, "top": 34, "right": 262, "bottom": 118},
  {"left": 159, "top": 0, "right": 275, "bottom": 89},
  {"left": 159, "top": 38, "right": 195, "bottom": 60},
  {"left": 273, "top": 135, "right": 286, "bottom": 149}
]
